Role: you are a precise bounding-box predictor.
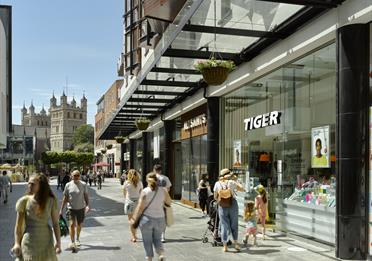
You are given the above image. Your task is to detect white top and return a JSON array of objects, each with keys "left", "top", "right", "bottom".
[
  {"left": 213, "top": 180, "right": 237, "bottom": 199},
  {"left": 142, "top": 187, "right": 166, "bottom": 218},
  {"left": 123, "top": 181, "right": 143, "bottom": 200},
  {"left": 63, "top": 181, "right": 88, "bottom": 210},
  {"left": 156, "top": 174, "right": 172, "bottom": 189}
]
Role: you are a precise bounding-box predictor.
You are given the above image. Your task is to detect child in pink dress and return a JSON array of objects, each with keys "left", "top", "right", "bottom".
[{"left": 255, "top": 185, "right": 267, "bottom": 239}]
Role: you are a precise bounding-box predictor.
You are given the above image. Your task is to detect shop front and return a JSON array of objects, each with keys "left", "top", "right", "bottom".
[
  {"left": 175, "top": 105, "right": 208, "bottom": 206},
  {"left": 221, "top": 44, "right": 337, "bottom": 244}
]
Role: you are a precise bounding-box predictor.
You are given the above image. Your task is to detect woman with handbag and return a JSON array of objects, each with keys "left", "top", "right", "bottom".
[
  {"left": 131, "top": 172, "right": 172, "bottom": 261},
  {"left": 11, "top": 173, "right": 61, "bottom": 260},
  {"left": 214, "top": 168, "right": 245, "bottom": 252},
  {"left": 123, "top": 169, "right": 143, "bottom": 242}
]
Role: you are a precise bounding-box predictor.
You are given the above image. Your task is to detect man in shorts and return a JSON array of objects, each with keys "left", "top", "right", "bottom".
[
  {"left": 60, "top": 170, "right": 90, "bottom": 250},
  {"left": 153, "top": 164, "right": 172, "bottom": 242},
  {"left": 0, "top": 170, "right": 12, "bottom": 204}
]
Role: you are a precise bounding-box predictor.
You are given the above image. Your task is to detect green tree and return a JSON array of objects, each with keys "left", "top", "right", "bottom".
[
  {"left": 72, "top": 124, "right": 94, "bottom": 147},
  {"left": 74, "top": 142, "right": 94, "bottom": 153}
]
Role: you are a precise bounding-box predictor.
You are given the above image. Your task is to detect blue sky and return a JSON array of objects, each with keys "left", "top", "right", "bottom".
[{"left": 1, "top": 0, "right": 124, "bottom": 125}]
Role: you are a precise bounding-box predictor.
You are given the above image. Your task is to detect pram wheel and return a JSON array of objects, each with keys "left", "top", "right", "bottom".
[{"left": 202, "top": 237, "right": 208, "bottom": 243}]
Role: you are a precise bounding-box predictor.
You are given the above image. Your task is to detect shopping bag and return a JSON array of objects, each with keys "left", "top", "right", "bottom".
[
  {"left": 164, "top": 204, "right": 174, "bottom": 227},
  {"left": 59, "top": 215, "right": 69, "bottom": 237}
]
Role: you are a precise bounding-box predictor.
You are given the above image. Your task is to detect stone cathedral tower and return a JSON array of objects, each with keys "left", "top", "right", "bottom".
[{"left": 49, "top": 92, "right": 87, "bottom": 152}]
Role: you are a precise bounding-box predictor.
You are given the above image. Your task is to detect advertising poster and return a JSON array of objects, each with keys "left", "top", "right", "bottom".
[
  {"left": 233, "top": 140, "right": 241, "bottom": 167},
  {"left": 311, "top": 126, "right": 330, "bottom": 168}
]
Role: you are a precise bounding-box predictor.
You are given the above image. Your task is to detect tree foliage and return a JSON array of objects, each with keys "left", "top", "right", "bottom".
[
  {"left": 74, "top": 142, "right": 94, "bottom": 153},
  {"left": 72, "top": 124, "right": 94, "bottom": 147},
  {"left": 41, "top": 151, "right": 94, "bottom": 168}
]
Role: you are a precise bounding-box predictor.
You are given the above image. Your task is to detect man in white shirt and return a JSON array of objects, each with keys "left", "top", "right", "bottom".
[
  {"left": 0, "top": 170, "right": 12, "bottom": 204},
  {"left": 153, "top": 164, "right": 172, "bottom": 242},
  {"left": 59, "top": 170, "right": 90, "bottom": 251}
]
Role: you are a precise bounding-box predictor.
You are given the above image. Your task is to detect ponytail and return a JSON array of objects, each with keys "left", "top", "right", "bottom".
[{"left": 146, "top": 172, "right": 158, "bottom": 191}]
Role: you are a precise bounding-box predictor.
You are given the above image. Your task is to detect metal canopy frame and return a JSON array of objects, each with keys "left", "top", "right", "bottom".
[{"left": 98, "top": 0, "right": 343, "bottom": 140}]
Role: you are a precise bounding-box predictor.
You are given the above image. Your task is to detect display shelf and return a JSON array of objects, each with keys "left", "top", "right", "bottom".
[{"left": 275, "top": 199, "right": 335, "bottom": 244}]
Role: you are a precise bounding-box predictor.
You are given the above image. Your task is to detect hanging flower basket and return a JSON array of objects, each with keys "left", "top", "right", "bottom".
[
  {"left": 101, "top": 149, "right": 107, "bottom": 154},
  {"left": 135, "top": 118, "right": 151, "bottom": 131},
  {"left": 194, "top": 58, "right": 235, "bottom": 86},
  {"left": 115, "top": 136, "right": 125, "bottom": 144},
  {"left": 106, "top": 144, "right": 113, "bottom": 150}
]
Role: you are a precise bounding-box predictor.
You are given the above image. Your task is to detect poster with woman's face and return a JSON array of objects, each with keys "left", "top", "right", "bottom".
[
  {"left": 233, "top": 140, "right": 241, "bottom": 167},
  {"left": 311, "top": 126, "right": 330, "bottom": 168}
]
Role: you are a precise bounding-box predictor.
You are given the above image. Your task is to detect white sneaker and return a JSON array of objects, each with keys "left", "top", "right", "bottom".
[
  {"left": 161, "top": 237, "right": 166, "bottom": 243},
  {"left": 75, "top": 240, "right": 81, "bottom": 247},
  {"left": 69, "top": 242, "right": 76, "bottom": 250}
]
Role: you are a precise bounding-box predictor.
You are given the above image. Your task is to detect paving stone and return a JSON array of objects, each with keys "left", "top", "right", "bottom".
[{"left": 0, "top": 178, "right": 338, "bottom": 261}]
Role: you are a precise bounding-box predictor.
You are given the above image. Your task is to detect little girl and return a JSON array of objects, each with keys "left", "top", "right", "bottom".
[
  {"left": 255, "top": 185, "right": 268, "bottom": 239},
  {"left": 243, "top": 201, "right": 257, "bottom": 246}
]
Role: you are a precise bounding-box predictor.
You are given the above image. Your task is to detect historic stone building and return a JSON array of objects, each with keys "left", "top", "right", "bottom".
[
  {"left": 21, "top": 102, "right": 50, "bottom": 127},
  {"left": 50, "top": 92, "right": 87, "bottom": 152}
]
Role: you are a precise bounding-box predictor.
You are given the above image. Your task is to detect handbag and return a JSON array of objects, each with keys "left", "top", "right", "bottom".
[
  {"left": 132, "top": 188, "right": 158, "bottom": 229},
  {"left": 164, "top": 203, "right": 174, "bottom": 227},
  {"left": 59, "top": 215, "right": 69, "bottom": 237}
]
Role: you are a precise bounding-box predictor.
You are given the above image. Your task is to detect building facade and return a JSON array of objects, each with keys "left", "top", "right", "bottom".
[
  {"left": 21, "top": 102, "right": 50, "bottom": 127},
  {"left": 50, "top": 92, "right": 87, "bottom": 152},
  {"left": 0, "top": 125, "right": 50, "bottom": 165},
  {"left": 94, "top": 80, "right": 123, "bottom": 174},
  {"left": 100, "top": 1, "right": 372, "bottom": 259},
  {"left": 0, "top": 5, "right": 11, "bottom": 149}
]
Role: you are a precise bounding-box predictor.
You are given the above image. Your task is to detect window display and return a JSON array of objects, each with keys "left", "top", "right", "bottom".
[{"left": 287, "top": 176, "right": 336, "bottom": 208}]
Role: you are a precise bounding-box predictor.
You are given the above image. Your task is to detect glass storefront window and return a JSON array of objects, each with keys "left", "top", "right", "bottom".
[
  {"left": 134, "top": 138, "right": 143, "bottom": 174},
  {"left": 221, "top": 43, "right": 336, "bottom": 243},
  {"left": 181, "top": 134, "right": 208, "bottom": 202}
]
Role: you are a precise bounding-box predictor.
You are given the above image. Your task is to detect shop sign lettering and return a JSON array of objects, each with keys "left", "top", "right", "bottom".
[
  {"left": 184, "top": 114, "right": 207, "bottom": 130},
  {"left": 244, "top": 111, "right": 282, "bottom": 131}
]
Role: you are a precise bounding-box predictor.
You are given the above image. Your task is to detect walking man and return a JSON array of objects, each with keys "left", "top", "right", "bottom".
[
  {"left": 0, "top": 170, "right": 12, "bottom": 204},
  {"left": 153, "top": 164, "right": 172, "bottom": 243},
  {"left": 59, "top": 170, "right": 90, "bottom": 251}
]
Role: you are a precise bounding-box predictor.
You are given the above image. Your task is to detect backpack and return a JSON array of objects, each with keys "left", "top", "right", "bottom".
[{"left": 218, "top": 182, "right": 232, "bottom": 208}]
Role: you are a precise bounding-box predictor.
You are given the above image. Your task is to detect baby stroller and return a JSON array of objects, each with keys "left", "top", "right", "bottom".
[{"left": 201, "top": 197, "right": 223, "bottom": 246}]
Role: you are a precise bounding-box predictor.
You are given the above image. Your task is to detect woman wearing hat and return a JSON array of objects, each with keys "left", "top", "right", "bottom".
[{"left": 213, "top": 168, "right": 245, "bottom": 252}]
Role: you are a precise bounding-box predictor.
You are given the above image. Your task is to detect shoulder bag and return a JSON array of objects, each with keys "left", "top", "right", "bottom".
[{"left": 164, "top": 202, "right": 174, "bottom": 227}]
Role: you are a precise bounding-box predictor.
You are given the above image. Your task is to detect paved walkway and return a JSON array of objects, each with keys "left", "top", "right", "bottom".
[{"left": 0, "top": 178, "right": 339, "bottom": 261}]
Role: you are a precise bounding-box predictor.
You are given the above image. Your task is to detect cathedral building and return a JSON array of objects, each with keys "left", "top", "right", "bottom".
[
  {"left": 21, "top": 102, "right": 50, "bottom": 127},
  {"left": 49, "top": 92, "right": 87, "bottom": 152}
]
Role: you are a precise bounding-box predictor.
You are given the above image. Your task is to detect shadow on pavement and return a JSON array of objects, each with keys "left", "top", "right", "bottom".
[
  {"left": 77, "top": 244, "right": 121, "bottom": 252},
  {"left": 188, "top": 216, "right": 206, "bottom": 220},
  {"left": 164, "top": 236, "right": 202, "bottom": 243},
  {"left": 244, "top": 249, "right": 281, "bottom": 255}
]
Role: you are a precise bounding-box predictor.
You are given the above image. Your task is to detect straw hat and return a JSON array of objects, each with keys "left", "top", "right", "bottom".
[{"left": 219, "top": 168, "right": 231, "bottom": 177}]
